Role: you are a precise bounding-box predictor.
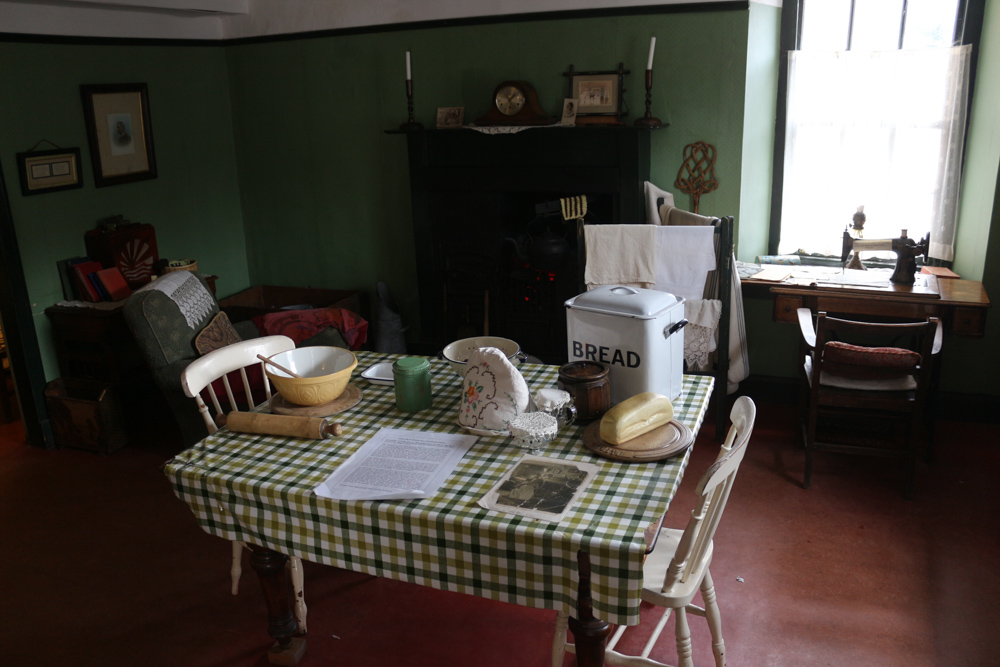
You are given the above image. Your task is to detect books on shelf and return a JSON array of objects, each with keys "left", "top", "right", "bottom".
[
  {"left": 71, "top": 260, "right": 104, "bottom": 302},
  {"left": 95, "top": 267, "right": 132, "bottom": 301}
]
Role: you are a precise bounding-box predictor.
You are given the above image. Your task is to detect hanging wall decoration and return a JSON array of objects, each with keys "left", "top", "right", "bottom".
[
  {"left": 16, "top": 141, "right": 83, "bottom": 196},
  {"left": 80, "top": 83, "right": 157, "bottom": 187},
  {"left": 675, "top": 141, "right": 718, "bottom": 213}
]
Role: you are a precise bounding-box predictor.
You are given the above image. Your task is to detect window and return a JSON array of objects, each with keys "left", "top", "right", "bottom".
[{"left": 772, "top": 0, "right": 981, "bottom": 263}]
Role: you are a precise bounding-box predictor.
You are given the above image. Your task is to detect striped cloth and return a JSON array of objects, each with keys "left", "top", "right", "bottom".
[{"left": 164, "top": 352, "right": 714, "bottom": 626}]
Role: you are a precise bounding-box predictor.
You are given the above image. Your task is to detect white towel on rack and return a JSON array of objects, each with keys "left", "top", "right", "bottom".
[
  {"left": 583, "top": 225, "right": 657, "bottom": 290},
  {"left": 644, "top": 181, "right": 675, "bottom": 225},
  {"left": 652, "top": 226, "right": 717, "bottom": 302}
]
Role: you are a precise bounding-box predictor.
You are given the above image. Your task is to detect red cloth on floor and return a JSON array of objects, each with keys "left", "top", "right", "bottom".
[{"left": 252, "top": 308, "right": 368, "bottom": 349}]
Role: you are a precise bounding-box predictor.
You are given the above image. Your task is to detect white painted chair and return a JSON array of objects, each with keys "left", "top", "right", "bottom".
[
  {"left": 180, "top": 334, "right": 308, "bottom": 634},
  {"left": 552, "top": 396, "right": 756, "bottom": 667}
]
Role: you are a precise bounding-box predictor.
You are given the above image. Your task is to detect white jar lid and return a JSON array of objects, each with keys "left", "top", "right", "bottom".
[{"left": 535, "top": 388, "right": 571, "bottom": 410}]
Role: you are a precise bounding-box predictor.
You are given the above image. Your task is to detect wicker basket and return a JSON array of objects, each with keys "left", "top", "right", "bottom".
[{"left": 162, "top": 259, "right": 198, "bottom": 273}]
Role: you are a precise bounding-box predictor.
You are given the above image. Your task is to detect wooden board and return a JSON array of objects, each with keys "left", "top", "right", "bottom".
[
  {"left": 582, "top": 419, "right": 693, "bottom": 462},
  {"left": 270, "top": 383, "right": 363, "bottom": 417}
]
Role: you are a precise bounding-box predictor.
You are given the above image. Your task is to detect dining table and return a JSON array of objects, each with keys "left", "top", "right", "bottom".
[{"left": 164, "top": 351, "right": 714, "bottom": 667}]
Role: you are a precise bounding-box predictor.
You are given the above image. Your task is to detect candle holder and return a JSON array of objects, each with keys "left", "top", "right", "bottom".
[
  {"left": 634, "top": 69, "right": 661, "bottom": 128},
  {"left": 399, "top": 80, "right": 423, "bottom": 131}
]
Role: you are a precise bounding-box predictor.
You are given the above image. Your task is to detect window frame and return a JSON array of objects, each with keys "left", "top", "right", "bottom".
[{"left": 766, "top": 0, "right": 987, "bottom": 258}]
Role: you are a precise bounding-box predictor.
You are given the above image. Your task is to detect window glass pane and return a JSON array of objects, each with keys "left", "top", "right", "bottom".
[
  {"left": 902, "top": 0, "right": 960, "bottom": 49},
  {"left": 800, "top": 0, "right": 851, "bottom": 50},
  {"left": 852, "top": 0, "right": 905, "bottom": 51}
]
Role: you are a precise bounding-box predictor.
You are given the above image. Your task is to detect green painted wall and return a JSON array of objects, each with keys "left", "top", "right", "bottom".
[
  {"left": 738, "top": 2, "right": 780, "bottom": 262},
  {"left": 954, "top": 0, "right": 1000, "bottom": 282},
  {"left": 0, "top": 41, "right": 250, "bottom": 381},
  {"left": 226, "top": 10, "right": 752, "bottom": 346}
]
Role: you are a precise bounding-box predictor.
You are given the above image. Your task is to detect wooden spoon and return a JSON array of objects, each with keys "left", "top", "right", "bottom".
[{"left": 258, "top": 354, "right": 302, "bottom": 378}]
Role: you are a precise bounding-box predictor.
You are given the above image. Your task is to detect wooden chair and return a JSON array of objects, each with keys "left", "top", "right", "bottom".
[
  {"left": 180, "top": 334, "right": 309, "bottom": 633},
  {"left": 797, "top": 308, "right": 941, "bottom": 499},
  {"left": 551, "top": 396, "right": 757, "bottom": 667}
]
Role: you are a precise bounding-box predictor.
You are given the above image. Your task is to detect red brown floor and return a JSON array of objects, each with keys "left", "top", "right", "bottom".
[{"left": 1, "top": 395, "right": 997, "bottom": 667}]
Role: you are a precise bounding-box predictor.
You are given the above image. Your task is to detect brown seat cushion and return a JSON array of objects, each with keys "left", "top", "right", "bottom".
[{"left": 823, "top": 341, "right": 920, "bottom": 369}]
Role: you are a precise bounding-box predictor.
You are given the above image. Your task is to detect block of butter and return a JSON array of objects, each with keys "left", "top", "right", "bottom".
[{"left": 600, "top": 392, "right": 675, "bottom": 445}]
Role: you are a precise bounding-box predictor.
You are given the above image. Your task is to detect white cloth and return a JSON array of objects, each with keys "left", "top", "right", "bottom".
[
  {"left": 652, "top": 226, "right": 717, "bottom": 302},
  {"left": 458, "top": 347, "right": 530, "bottom": 433},
  {"left": 135, "top": 272, "right": 215, "bottom": 329},
  {"left": 644, "top": 181, "right": 675, "bottom": 225},
  {"left": 583, "top": 225, "right": 656, "bottom": 290},
  {"left": 659, "top": 205, "right": 717, "bottom": 227},
  {"left": 683, "top": 299, "right": 721, "bottom": 371}
]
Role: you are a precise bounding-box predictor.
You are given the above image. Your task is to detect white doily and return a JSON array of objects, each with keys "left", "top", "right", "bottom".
[{"left": 136, "top": 272, "right": 215, "bottom": 329}]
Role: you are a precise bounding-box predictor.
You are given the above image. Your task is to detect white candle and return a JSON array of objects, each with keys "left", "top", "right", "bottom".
[
  {"left": 647, "top": 37, "right": 656, "bottom": 70},
  {"left": 406, "top": 51, "right": 411, "bottom": 80}
]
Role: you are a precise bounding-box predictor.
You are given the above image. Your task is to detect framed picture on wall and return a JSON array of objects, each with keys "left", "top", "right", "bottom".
[
  {"left": 16, "top": 147, "right": 83, "bottom": 196},
  {"left": 80, "top": 83, "right": 157, "bottom": 187}
]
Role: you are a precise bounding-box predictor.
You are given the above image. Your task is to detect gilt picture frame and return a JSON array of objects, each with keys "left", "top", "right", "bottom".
[
  {"left": 16, "top": 148, "right": 83, "bottom": 196},
  {"left": 80, "top": 83, "right": 157, "bottom": 187}
]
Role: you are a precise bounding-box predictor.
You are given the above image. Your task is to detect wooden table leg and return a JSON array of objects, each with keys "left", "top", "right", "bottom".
[
  {"left": 568, "top": 550, "right": 610, "bottom": 667},
  {"left": 247, "top": 545, "right": 307, "bottom": 666}
]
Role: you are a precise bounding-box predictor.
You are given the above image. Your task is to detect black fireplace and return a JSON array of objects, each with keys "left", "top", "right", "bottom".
[{"left": 400, "top": 126, "right": 653, "bottom": 364}]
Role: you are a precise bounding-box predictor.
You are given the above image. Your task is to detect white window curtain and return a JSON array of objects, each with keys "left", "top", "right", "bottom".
[{"left": 778, "top": 45, "right": 971, "bottom": 261}]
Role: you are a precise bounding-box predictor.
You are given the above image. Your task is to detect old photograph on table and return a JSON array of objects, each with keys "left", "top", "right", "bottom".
[{"left": 479, "top": 455, "right": 599, "bottom": 522}]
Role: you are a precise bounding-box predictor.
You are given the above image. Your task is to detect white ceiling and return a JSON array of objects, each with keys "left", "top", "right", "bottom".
[{"left": 0, "top": 0, "right": 776, "bottom": 41}]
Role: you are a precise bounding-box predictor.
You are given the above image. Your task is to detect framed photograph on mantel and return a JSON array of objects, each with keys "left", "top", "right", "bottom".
[
  {"left": 564, "top": 63, "right": 629, "bottom": 125},
  {"left": 80, "top": 83, "right": 157, "bottom": 187}
]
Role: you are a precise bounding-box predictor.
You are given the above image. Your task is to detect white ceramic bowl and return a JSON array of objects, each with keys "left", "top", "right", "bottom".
[
  {"left": 441, "top": 336, "right": 526, "bottom": 377},
  {"left": 264, "top": 346, "right": 357, "bottom": 406}
]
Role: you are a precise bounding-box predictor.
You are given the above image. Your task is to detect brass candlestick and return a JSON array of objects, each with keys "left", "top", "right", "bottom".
[
  {"left": 634, "top": 69, "right": 661, "bottom": 128},
  {"left": 399, "top": 80, "right": 423, "bottom": 131}
]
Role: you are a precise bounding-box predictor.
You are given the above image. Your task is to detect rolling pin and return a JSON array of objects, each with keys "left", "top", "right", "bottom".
[{"left": 223, "top": 412, "right": 342, "bottom": 439}]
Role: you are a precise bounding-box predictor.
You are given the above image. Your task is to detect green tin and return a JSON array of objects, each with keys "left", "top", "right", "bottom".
[{"left": 392, "top": 357, "right": 432, "bottom": 412}]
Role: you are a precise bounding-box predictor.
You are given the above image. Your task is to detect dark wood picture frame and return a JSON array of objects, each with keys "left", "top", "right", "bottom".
[
  {"left": 564, "top": 63, "right": 629, "bottom": 125},
  {"left": 16, "top": 148, "right": 83, "bottom": 196},
  {"left": 80, "top": 83, "right": 157, "bottom": 187}
]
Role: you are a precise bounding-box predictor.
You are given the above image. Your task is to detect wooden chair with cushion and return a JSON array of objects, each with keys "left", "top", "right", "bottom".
[
  {"left": 551, "top": 396, "right": 756, "bottom": 667},
  {"left": 797, "top": 308, "right": 941, "bottom": 499},
  {"left": 180, "top": 334, "right": 308, "bottom": 634}
]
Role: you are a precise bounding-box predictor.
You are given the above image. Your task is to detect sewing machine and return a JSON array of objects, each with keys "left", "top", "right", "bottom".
[{"left": 841, "top": 229, "right": 929, "bottom": 285}]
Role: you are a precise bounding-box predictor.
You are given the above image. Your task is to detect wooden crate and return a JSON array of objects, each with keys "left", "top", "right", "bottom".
[{"left": 44, "top": 378, "right": 127, "bottom": 454}]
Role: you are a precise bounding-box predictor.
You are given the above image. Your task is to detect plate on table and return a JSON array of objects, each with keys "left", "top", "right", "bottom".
[
  {"left": 361, "top": 362, "right": 394, "bottom": 386},
  {"left": 582, "top": 419, "right": 693, "bottom": 462}
]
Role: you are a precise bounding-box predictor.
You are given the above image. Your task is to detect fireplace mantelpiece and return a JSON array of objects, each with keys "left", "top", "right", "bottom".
[{"left": 400, "top": 126, "right": 654, "bottom": 363}]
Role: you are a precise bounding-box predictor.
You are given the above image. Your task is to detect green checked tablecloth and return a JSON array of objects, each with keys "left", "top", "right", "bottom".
[{"left": 164, "top": 351, "right": 714, "bottom": 626}]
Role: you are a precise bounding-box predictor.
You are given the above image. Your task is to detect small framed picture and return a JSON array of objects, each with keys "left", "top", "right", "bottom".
[
  {"left": 80, "top": 83, "right": 157, "bottom": 187},
  {"left": 16, "top": 148, "right": 83, "bottom": 196},
  {"left": 564, "top": 65, "right": 628, "bottom": 124},
  {"left": 436, "top": 107, "right": 465, "bottom": 129},
  {"left": 572, "top": 74, "right": 619, "bottom": 114},
  {"left": 559, "top": 98, "right": 578, "bottom": 125}
]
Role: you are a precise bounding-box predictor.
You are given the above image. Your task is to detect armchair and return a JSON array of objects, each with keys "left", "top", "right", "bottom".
[{"left": 123, "top": 272, "right": 260, "bottom": 445}]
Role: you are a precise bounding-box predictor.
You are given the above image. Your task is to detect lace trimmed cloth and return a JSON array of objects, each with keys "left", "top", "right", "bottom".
[
  {"left": 134, "top": 272, "right": 215, "bottom": 330},
  {"left": 684, "top": 299, "right": 722, "bottom": 372}
]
